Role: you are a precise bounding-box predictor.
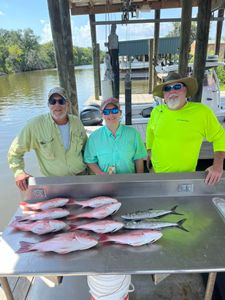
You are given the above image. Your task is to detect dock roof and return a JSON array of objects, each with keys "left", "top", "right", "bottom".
[
  {"left": 119, "top": 37, "right": 180, "bottom": 56},
  {"left": 69, "top": 0, "right": 223, "bottom": 15}
]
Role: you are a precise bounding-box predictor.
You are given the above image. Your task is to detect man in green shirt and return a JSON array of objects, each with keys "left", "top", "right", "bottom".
[
  {"left": 146, "top": 72, "right": 225, "bottom": 185},
  {"left": 8, "top": 87, "right": 87, "bottom": 191}
]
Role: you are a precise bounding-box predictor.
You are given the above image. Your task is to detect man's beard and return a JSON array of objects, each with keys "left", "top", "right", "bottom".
[{"left": 166, "top": 98, "right": 181, "bottom": 110}]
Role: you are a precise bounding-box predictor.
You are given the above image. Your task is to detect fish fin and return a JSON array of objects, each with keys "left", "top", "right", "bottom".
[
  {"left": 66, "top": 214, "right": 77, "bottom": 220},
  {"left": 99, "top": 234, "right": 109, "bottom": 243},
  {"left": 68, "top": 224, "right": 77, "bottom": 231},
  {"left": 66, "top": 198, "right": 77, "bottom": 206},
  {"left": 16, "top": 241, "right": 34, "bottom": 253},
  {"left": 171, "top": 205, "right": 183, "bottom": 216},
  {"left": 19, "top": 202, "right": 29, "bottom": 209},
  {"left": 177, "top": 219, "right": 189, "bottom": 232}
]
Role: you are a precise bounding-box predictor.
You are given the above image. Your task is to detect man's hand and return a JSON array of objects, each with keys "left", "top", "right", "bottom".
[
  {"left": 146, "top": 150, "right": 151, "bottom": 171},
  {"left": 205, "top": 165, "right": 223, "bottom": 185},
  {"left": 15, "top": 172, "right": 31, "bottom": 191}
]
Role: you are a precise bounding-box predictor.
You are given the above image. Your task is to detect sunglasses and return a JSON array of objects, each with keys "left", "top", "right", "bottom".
[
  {"left": 102, "top": 107, "right": 120, "bottom": 115},
  {"left": 49, "top": 98, "right": 66, "bottom": 105},
  {"left": 163, "top": 83, "right": 184, "bottom": 92}
]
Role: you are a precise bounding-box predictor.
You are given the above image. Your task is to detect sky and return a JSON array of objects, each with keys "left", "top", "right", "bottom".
[{"left": 0, "top": 0, "right": 224, "bottom": 51}]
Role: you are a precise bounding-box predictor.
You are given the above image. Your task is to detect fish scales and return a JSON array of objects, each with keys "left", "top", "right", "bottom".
[
  {"left": 124, "top": 218, "right": 188, "bottom": 232},
  {"left": 17, "top": 231, "right": 98, "bottom": 254},
  {"left": 121, "top": 205, "right": 183, "bottom": 220}
]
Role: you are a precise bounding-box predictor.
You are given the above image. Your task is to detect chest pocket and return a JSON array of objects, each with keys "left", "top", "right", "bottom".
[
  {"left": 38, "top": 137, "right": 55, "bottom": 160},
  {"left": 71, "top": 132, "right": 84, "bottom": 153}
]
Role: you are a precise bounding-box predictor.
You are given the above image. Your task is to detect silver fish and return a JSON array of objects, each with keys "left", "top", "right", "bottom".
[
  {"left": 121, "top": 205, "right": 183, "bottom": 220},
  {"left": 124, "top": 218, "right": 188, "bottom": 232}
]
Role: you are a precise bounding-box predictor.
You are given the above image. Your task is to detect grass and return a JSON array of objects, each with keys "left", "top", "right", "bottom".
[{"left": 220, "top": 84, "right": 225, "bottom": 91}]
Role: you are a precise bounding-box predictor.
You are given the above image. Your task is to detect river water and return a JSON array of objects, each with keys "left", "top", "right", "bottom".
[{"left": 0, "top": 65, "right": 148, "bottom": 230}]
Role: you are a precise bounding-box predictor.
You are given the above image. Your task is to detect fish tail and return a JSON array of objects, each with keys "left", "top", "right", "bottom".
[
  {"left": 177, "top": 219, "right": 189, "bottom": 232},
  {"left": 99, "top": 234, "right": 109, "bottom": 243},
  {"left": 171, "top": 205, "right": 183, "bottom": 216},
  {"left": 16, "top": 241, "right": 35, "bottom": 253},
  {"left": 14, "top": 216, "right": 24, "bottom": 222},
  {"left": 19, "top": 202, "right": 29, "bottom": 210}
]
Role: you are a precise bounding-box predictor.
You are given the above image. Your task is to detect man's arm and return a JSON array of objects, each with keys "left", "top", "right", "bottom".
[
  {"left": 8, "top": 126, "right": 33, "bottom": 191},
  {"left": 135, "top": 159, "right": 144, "bottom": 173},
  {"left": 87, "top": 163, "right": 105, "bottom": 175},
  {"left": 205, "top": 151, "right": 225, "bottom": 185},
  {"left": 146, "top": 149, "right": 151, "bottom": 171}
]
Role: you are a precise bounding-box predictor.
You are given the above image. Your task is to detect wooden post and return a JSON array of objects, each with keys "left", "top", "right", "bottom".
[
  {"left": 125, "top": 72, "right": 132, "bottom": 125},
  {"left": 96, "top": 43, "right": 101, "bottom": 96},
  {"left": 0, "top": 277, "right": 14, "bottom": 300},
  {"left": 47, "top": 0, "right": 78, "bottom": 115},
  {"left": 154, "top": 9, "right": 160, "bottom": 86},
  {"left": 179, "top": 0, "right": 192, "bottom": 77},
  {"left": 215, "top": 9, "right": 224, "bottom": 56},
  {"left": 193, "top": 0, "right": 211, "bottom": 102},
  {"left": 148, "top": 39, "right": 154, "bottom": 94},
  {"left": 89, "top": 14, "right": 100, "bottom": 100}
]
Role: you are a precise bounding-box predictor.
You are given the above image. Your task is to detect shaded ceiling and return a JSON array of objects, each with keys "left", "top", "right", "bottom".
[{"left": 69, "top": 0, "right": 224, "bottom": 15}]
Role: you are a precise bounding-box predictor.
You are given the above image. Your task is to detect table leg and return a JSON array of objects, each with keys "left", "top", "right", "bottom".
[
  {"left": 0, "top": 277, "right": 14, "bottom": 300},
  {"left": 204, "top": 272, "right": 217, "bottom": 300}
]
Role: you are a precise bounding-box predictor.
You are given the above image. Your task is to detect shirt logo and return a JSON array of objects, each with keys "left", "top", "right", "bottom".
[{"left": 176, "top": 119, "right": 189, "bottom": 122}]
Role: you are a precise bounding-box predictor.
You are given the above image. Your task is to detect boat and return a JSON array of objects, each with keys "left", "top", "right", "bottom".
[
  {"left": 129, "top": 56, "right": 225, "bottom": 124},
  {"left": 120, "top": 58, "right": 149, "bottom": 71}
]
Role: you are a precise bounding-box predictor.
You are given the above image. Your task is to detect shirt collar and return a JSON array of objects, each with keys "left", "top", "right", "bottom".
[{"left": 104, "top": 123, "right": 123, "bottom": 137}]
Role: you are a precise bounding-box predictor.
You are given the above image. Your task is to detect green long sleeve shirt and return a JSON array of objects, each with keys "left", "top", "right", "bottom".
[{"left": 8, "top": 113, "right": 87, "bottom": 177}]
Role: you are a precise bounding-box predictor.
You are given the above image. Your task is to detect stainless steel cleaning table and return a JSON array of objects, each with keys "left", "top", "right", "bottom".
[{"left": 1, "top": 172, "right": 225, "bottom": 300}]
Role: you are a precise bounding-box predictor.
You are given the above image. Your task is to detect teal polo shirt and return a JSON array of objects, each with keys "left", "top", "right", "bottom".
[{"left": 84, "top": 124, "right": 147, "bottom": 174}]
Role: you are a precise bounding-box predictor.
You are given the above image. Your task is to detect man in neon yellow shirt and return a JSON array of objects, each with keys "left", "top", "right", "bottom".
[
  {"left": 146, "top": 72, "right": 225, "bottom": 185},
  {"left": 8, "top": 87, "right": 87, "bottom": 191}
]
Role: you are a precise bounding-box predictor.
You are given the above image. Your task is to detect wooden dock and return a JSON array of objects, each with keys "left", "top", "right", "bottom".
[
  {"left": 86, "top": 93, "right": 154, "bottom": 106},
  {"left": 0, "top": 274, "right": 206, "bottom": 300}
]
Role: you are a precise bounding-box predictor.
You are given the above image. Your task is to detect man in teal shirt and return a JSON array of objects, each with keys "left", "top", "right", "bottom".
[
  {"left": 8, "top": 87, "right": 87, "bottom": 191},
  {"left": 84, "top": 98, "right": 147, "bottom": 174},
  {"left": 146, "top": 72, "right": 225, "bottom": 185}
]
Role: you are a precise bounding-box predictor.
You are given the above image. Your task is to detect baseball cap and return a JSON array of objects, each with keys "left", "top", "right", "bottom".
[
  {"left": 48, "top": 87, "right": 68, "bottom": 100},
  {"left": 101, "top": 98, "right": 120, "bottom": 111}
]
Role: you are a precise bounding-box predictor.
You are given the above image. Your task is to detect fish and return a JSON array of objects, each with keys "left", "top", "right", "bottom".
[
  {"left": 17, "top": 231, "right": 98, "bottom": 254},
  {"left": 10, "top": 219, "right": 68, "bottom": 235},
  {"left": 123, "top": 218, "right": 188, "bottom": 232},
  {"left": 71, "top": 196, "right": 119, "bottom": 208},
  {"left": 99, "top": 229, "right": 162, "bottom": 246},
  {"left": 121, "top": 205, "right": 183, "bottom": 220},
  {"left": 15, "top": 208, "right": 70, "bottom": 222},
  {"left": 70, "top": 219, "right": 124, "bottom": 233},
  {"left": 68, "top": 202, "right": 121, "bottom": 220},
  {"left": 20, "top": 198, "right": 74, "bottom": 211}
]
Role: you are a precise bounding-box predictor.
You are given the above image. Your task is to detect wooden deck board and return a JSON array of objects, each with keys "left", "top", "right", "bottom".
[{"left": 0, "top": 277, "right": 33, "bottom": 300}]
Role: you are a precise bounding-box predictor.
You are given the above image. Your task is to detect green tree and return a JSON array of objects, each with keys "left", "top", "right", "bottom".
[{"left": 167, "top": 22, "right": 197, "bottom": 45}]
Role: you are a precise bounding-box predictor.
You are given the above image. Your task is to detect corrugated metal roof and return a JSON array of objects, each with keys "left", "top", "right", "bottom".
[{"left": 119, "top": 37, "right": 180, "bottom": 56}]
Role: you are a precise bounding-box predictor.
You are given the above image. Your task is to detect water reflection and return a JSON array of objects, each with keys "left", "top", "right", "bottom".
[{"left": 0, "top": 66, "right": 148, "bottom": 230}]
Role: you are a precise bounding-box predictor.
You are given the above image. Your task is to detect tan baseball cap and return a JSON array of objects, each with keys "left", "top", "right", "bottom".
[{"left": 48, "top": 87, "right": 68, "bottom": 100}]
